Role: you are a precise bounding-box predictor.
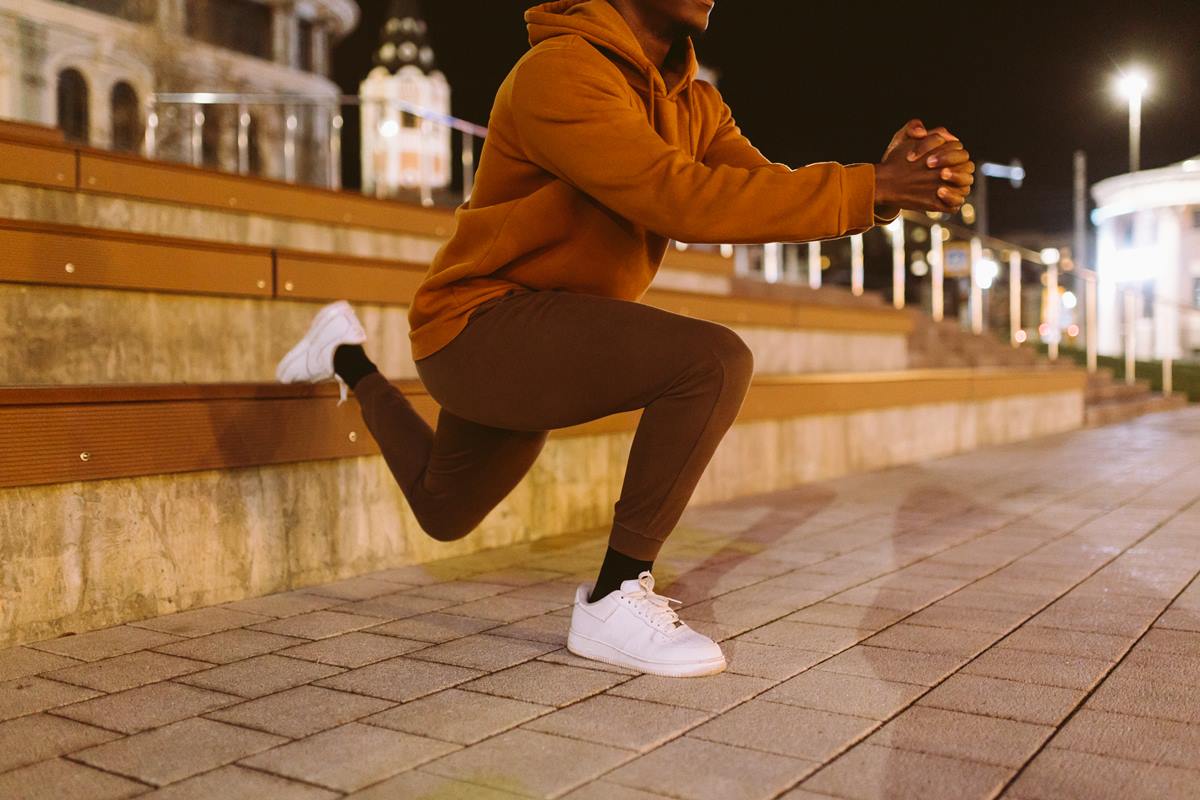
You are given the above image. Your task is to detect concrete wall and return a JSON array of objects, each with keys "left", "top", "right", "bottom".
[{"left": 0, "top": 389, "right": 1083, "bottom": 647}]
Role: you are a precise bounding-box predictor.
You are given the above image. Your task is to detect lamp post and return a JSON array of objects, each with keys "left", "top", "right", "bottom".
[{"left": 1115, "top": 68, "right": 1149, "bottom": 173}]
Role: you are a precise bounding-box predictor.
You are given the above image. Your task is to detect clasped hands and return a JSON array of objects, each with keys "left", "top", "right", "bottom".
[{"left": 875, "top": 119, "right": 975, "bottom": 217}]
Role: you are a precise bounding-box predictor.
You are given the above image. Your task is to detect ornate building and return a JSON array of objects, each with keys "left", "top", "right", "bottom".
[
  {"left": 359, "top": 0, "right": 451, "bottom": 201},
  {"left": 0, "top": 0, "right": 358, "bottom": 182}
]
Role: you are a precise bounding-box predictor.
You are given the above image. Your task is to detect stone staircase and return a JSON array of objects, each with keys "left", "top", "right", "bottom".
[{"left": 1085, "top": 369, "right": 1190, "bottom": 427}]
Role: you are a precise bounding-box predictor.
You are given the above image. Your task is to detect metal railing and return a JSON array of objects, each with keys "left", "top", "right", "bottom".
[{"left": 145, "top": 92, "right": 488, "bottom": 205}]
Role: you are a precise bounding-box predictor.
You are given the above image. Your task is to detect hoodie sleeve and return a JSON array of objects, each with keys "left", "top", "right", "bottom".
[
  {"left": 508, "top": 41, "right": 878, "bottom": 244},
  {"left": 701, "top": 94, "right": 791, "bottom": 174}
]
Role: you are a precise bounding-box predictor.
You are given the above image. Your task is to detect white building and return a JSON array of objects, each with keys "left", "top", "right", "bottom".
[
  {"left": 0, "top": 0, "right": 358, "bottom": 183},
  {"left": 1093, "top": 157, "right": 1200, "bottom": 361},
  {"left": 359, "top": 0, "right": 451, "bottom": 201}
]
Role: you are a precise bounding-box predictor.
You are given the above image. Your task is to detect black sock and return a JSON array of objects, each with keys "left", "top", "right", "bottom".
[
  {"left": 588, "top": 546, "right": 654, "bottom": 603},
  {"left": 333, "top": 344, "right": 378, "bottom": 390}
]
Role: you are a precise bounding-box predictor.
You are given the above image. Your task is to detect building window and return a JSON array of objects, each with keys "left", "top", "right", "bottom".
[
  {"left": 55, "top": 0, "right": 156, "bottom": 24},
  {"left": 1113, "top": 214, "right": 1135, "bottom": 247},
  {"left": 110, "top": 81, "right": 141, "bottom": 152},
  {"left": 187, "top": 0, "right": 271, "bottom": 60},
  {"left": 56, "top": 68, "right": 89, "bottom": 144}
]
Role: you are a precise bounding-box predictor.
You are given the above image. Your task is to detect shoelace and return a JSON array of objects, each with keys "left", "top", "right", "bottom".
[{"left": 624, "top": 573, "right": 683, "bottom": 630}]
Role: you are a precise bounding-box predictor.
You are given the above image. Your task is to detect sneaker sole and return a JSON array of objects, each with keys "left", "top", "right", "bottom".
[{"left": 566, "top": 629, "right": 726, "bottom": 678}]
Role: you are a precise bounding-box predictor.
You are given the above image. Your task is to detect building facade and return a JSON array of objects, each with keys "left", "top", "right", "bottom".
[
  {"left": 0, "top": 0, "right": 358, "bottom": 183},
  {"left": 1093, "top": 157, "right": 1200, "bottom": 361}
]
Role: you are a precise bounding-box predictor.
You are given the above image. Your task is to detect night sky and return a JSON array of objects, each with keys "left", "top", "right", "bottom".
[{"left": 332, "top": 0, "right": 1200, "bottom": 239}]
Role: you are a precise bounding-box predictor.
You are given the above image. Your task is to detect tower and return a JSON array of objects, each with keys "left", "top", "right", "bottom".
[{"left": 359, "top": 0, "right": 451, "bottom": 202}]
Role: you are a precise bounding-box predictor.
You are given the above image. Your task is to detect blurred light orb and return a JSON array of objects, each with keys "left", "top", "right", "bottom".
[{"left": 1063, "top": 291, "right": 1078, "bottom": 309}]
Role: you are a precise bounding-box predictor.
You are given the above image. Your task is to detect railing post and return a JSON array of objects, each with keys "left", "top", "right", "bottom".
[
  {"left": 461, "top": 132, "right": 475, "bottom": 201},
  {"left": 1085, "top": 272, "right": 1098, "bottom": 373},
  {"left": 418, "top": 119, "right": 434, "bottom": 207},
  {"left": 1124, "top": 288, "right": 1137, "bottom": 386},
  {"left": 930, "top": 224, "right": 944, "bottom": 322},
  {"left": 1163, "top": 352, "right": 1173, "bottom": 396},
  {"left": 1009, "top": 250, "right": 1022, "bottom": 346},
  {"left": 237, "top": 104, "right": 250, "bottom": 175},
  {"left": 890, "top": 218, "right": 905, "bottom": 309},
  {"left": 850, "top": 233, "right": 864, "bottom": 296},
  {"left": 144, "top": 99, "right": 158, "bottom": 159},
  {"left": 283, "top": 108, "right": 298, "bottom": 183},
  {"left": 190, "top": 105, "right": 204, "bottom": 166},
  {"left": 969, "top": 237, "right": 984, "bottom": 335},
  {"left": 807, "top": 241, "right": 821, "bottom": 289},
  {"left": 1047, "top": 259, "right": 1059, "bottom": 361},
  {"left": 329, "top": 110, "right": 343, "bottom": 190},
  {"left": 763, "top": 242, "right": 783, "bottom": 283}
]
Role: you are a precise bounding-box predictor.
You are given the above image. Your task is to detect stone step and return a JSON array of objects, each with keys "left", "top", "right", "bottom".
[{"left": 1085, "top": 392, "right": 1190, "bottom": 427}]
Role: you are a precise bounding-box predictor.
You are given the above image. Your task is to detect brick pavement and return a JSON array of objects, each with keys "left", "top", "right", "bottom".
[{"left": 2, "top": 407, "right": 1199, "bottom": 799}]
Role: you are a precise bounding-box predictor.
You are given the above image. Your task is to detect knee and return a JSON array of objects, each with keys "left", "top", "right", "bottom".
[
  {"left": 699, "top": 325, "right": 755, "bottom": 392},
  {"left": 414, "top": 510, "right": 477, "bottom": 543}
]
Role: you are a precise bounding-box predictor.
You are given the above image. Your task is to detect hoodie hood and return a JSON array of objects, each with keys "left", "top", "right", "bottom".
[{"left": 525, "top": 0, "right": 699, "bottom": 99}]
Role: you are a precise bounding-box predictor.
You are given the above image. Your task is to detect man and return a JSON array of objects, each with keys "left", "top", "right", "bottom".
[{"left": 278, "top": 0, "right": 973, "bottom": 677}]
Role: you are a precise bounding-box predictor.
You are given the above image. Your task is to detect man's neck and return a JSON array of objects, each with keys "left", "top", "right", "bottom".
[{"left": 607, "top": 0, "right": 680, "bottom": 73}]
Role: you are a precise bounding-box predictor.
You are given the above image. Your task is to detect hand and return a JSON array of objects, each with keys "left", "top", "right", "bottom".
[{"left": 875, "top": 119, "right": 974, "bottom": 214}]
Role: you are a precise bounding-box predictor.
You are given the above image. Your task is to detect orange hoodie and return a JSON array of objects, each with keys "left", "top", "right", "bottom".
[{"left": 407, "top": 0, "right": 883, "bottom": 360}]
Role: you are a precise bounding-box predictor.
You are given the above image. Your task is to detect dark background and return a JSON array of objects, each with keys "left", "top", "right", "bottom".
[{"left": 333, "top": 0, "right": 1200, "bottom": 239}]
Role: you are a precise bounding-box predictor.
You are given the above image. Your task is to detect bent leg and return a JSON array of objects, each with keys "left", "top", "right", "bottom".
[{"left": 352, "top": 372, "right": 547, "bottom": 541}]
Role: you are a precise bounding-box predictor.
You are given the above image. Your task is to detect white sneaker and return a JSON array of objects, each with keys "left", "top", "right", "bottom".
[
  {"left": 275, "top": 300, "right": 367, "bottom": 404},
  {"left": 567, "top": 571, "right": 726, "bottom": 677}
]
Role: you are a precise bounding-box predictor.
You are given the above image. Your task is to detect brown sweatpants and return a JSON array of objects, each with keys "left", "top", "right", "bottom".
[{"left": 353, "top": 289, "right": 754, "bottom": 561}]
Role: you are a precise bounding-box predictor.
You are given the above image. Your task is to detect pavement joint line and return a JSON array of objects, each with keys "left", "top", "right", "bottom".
[
  {"left": 57, "top": 753, "right": 157, "bottom": 791},
  {"left": 993, "top": 514, "right": 1200, "bottom": 798},
  {"left": 785, "top": 478, "right": 1200, "bottom": 799}
]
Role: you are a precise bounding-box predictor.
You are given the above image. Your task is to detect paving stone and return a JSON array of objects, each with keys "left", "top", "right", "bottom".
[
  {"left": 240, "top": 722, "right": 458, "bottom": 792},
  {"left": 918, "top": 673, "right": 1085, "bottom": 725},
  {"left": 605, "top": 735, "right": 816, "bottom": 800},
  {"left": 1136, "top": 627, "right": 1200, "bottom": 657},
  {"left": 139, "top": 765, "right": 339, "bottom": 799},
  {"left": 1029, "top": 606, "right": 1154, "bottom": 638},
  {"left": 0, "top": 758, "right": 147, "bottom": 800},
  {"left": 222, "top": 591, "right": 340, "bottom": 618},
  {"left": 28, "top": 625, "right": 182, "bottom": 662},
  {"left": 469, "top": 567, "right": 571, "bottom": 587},
  {"left": 344, "top": 770, "right": 528, "bottom": 799},
  {"left": 45, "top": 650, "right": 208, "bottom": 693},
  {"left": 249, "top": 610, "right": 384, "bottom": 640},
  {"left": 828, "top": 586, "right": 931, "bottom": 612},
  {"left": 815, "top": 645, "right": 965, "bottom": 687},
  {"left": 0, "top": 712, "right": 119, "bottom": 772},
  {"left": 537, "top": 648, "right": 639, "bottom": 675},
  {"left": 782, "top": 602, "right": 908, "bottom": 631},
  {"left": 0, "top": 676, "right": 100, "bottom": 721},
  {"left": 130, "top": 607, "right": 269, "bottom": 638},
  {"left": 802, "top": 742, "right": 1012, "bottom": 800},
  {"left": 423, "top": 728, "right": 635, "bottom": 798},
  {"left": 315, "top": 656, "right": 483, "bottom": 703},
  {"left": 402, "top": 580, "right": 515, "bottom": 602},
  {"left": 1157, "top": 607, "right": 1200, "bottom": 632},
  {"left": 903, "top": 603, "right": 1030, "bottom": 634},
  {"left": 366, "top": 687, "right": 549, "bottom": 744},
  {"left": 207, "top": 684, "right": 393, "bottom": 738},
  {"left": 525, "top": 693, "right": 710, "bottom": 752},
  {"left": 0, "top": 646, "right": 79, "bottom": 682},
  {"left": 1116, "top": 647, "right": 1200, "bottom": 687},
  {"left": 463, "top": 659, "right": 628, "bottom": 707},
  {"left": 936, "top": 588, "right": 1052, "bottom": 614},
  {"left": 153, "top": 629, "right": 308, "bottom": 664},
  {"left": 334, "top": 593, "right": 455, "bottom": 620},
  {"left": 721, "top": 640, "right": 827, "bottom": 680},
  {"left": 51, "top": 680, "right": 240, "bottom": 734},
  {"left": 1007, "top": 747, "right": 1200, "bottom": 800},
  {"left": 73, "top": 717, "right": 285, "bottom": 786},
  {"left": 405, "top": 632, "right": 558, "bottom": 671},
  {"left": 440, "top": 595, "right": 567, "bottom": 623},
  {"left": 367, "top": 612, "right": 500, "bottom": 643},
  {"left": 178, "top": 654, "right": 342, "bottom": 698},
  {"left": 487, "top": 614, "right": 570, "bottom": 645},
  {"left": 1000, "top": 626, "right": 1135, "bottom": 661},
  {"left": 278, "top": 632, "right": 429, "bottom": 667},
  {"left": 763, "top": 669, "right": 925, "bottom": 720},
  {"left": 689, "top": 698, "right": 876, "bottom": 761},
  {"left": 870, "top": 705, "right": 1052, "bottom": 767},
  {"left": 301, "top": 576, "right": 409, "bottom": 601},
  {"left": 560, "top": 780, "right": 678, "bottom": 800},
  {"left": 1085, "top": 675, "right": 1200, "bottom": 723},
  {"left": 863, "top": 622, "right": 1000, "bottom": 657},
  {"left": 607, "top": 671, "right": 771, "bottom": 713},
  {"left": 961, "top": 647, "right": 1114, "bottom": 691},
  {"left": 1051, "top": 708, "right": 1200, "bottom": 770},
  {"left": 738, "top": 620, "right": 874, "bottom": 653}
]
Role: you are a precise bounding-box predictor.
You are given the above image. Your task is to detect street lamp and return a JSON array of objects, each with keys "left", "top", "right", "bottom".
[{"left": 1114, "top": 67, "right": 1150, "bottom": 173}]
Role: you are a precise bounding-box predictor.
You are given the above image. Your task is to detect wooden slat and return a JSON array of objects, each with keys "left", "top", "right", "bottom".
[
  {"left": 0, "top": 119, "right": 66, "bottom": 146},
  {"left": 660, "top": 248, "right": 735, "bottom": 277},
  {"left": 78, "top": 150, "right": 456, "bottom": 237},
  {"left": 277, "top": 252, "right": 426, "bottom": 305},
  {"left": 0, "top": 368, "right": 1085, "bottom": 489},
  {"left": 644, "top": 289, "right": 913, "bottom": 334},
  {"left": 0, "top": 224, "right": 272, "bottom": 298},
  {"left": 0, "top": 140, "right": 75, "bottom": 190}
]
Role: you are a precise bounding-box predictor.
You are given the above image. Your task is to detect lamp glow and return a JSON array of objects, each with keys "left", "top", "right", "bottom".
[{"left": 1114, "top": 69, "right": 1150, "bottom": 101}]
